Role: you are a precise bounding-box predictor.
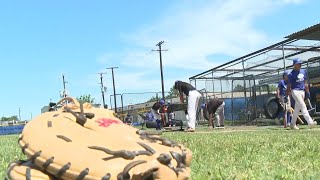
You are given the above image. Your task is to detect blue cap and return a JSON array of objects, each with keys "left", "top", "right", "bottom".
[
  {"left": 293, "top": 58, "right": 303, "bottom": 65},
  {"left": 159, "top": 99, "right": 165, "bottom": 105},
  {"left": 201, "top": 103, "right": 206, "bottom": 109}
]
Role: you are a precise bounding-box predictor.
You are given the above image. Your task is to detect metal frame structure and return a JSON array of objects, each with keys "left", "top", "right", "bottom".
[{"left": 189, "top": 23, "right": 320, "bottom": 123}]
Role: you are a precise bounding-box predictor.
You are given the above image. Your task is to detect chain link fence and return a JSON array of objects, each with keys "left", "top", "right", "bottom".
[{"left": 108, "top": 91, "right": 187, "bottom": 125}]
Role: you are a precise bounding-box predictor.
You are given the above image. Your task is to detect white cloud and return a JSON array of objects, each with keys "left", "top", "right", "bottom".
[
  {"left": 95, "top": 0, "right": 306, "bottom": 94},
  {"left": 282, "top": 0, "right": 304, "bottom": 4}
]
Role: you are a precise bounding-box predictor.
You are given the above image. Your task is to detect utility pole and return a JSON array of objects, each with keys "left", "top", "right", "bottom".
[
  {"left": 18, "top": 108, "right": 21, "bottom": 121},
  {"left": 62, "top": 74, "right": 68, "bottom": 98},
  {"left": 61, "top": 74, "right": 69, "bottom": 104},
  {"left": 98, "top": 72, "right": 107, "bottom": 108},
  {"left": 106, "top": 67, "right": 119, "bottom": 113},
  {"left": 152, "top": 41, "right": 168, "bottom": 100}
]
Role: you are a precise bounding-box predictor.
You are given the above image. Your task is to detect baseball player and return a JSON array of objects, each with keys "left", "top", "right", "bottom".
[
  {"left": 150, "top": 99, "right": 165, "bottom": 130},
  {"left": 287, "top": 58, "right": 317, "bottom": 129},
  {"left": 201, "top": 98, "right": 225, "bottom": 129},
  {"left": 174, "top": 80, "right": 202, "bottom": 132},
  {"left": 276, "top": 71, "right": 291, "bottom": 127}
]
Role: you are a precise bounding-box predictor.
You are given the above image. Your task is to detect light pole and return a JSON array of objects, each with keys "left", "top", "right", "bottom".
[{"left": 106, "top": 67, "right": 119, "bottom": 113}]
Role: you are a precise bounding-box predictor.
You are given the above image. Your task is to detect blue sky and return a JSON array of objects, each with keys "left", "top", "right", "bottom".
[{"left": 0, "top": 0, "right": 319, "bottom": 120}]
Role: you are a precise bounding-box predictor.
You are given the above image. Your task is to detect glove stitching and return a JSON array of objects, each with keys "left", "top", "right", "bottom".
[
  {"left": 75, "top": 167, "right": 89, "bottom": 180},
  {"left": 56, "top": 162, "right": 71, "bottom": 178},
  {"left": 26, "top": 167, "right": 31, "bottom": 180},
  {"left": 42, "top": 157, "right": 54, "bottom": 170},
  {"left": 56, "top": 135, "right": 72, "bottom": 142}
]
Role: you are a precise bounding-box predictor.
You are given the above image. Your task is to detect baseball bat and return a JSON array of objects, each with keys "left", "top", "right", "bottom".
[{"left": 289, "top": 107, "right": 304, "bottom": 124}]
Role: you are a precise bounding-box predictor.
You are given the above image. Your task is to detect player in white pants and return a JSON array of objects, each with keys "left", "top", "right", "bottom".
[
  {"left": 174, "top": 80, "right": 202, "bottom": 132},
  {"left": 287, "top": 58, "right": 317, "bottom": 129}
]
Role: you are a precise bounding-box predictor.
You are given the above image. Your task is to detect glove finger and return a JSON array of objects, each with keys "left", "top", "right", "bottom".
[{"left": 7, "top": 160, "right": 53, "bottom": 180}]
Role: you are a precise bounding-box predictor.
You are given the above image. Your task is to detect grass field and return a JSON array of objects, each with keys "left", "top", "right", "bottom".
[{"left": 1, "top": 126, "right": 320, "bottom": 179}]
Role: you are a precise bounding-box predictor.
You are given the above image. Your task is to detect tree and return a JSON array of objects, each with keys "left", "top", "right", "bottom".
[
  {"left": 1, "top": 115, "right": 18, "bottom": 121},
  {"left": 147, "top": 96, "right": 158, "bottom": 102},
  {"left": 77, "top": 94, "right": 95, "bottom": 104},
  {"left": 166, "top": 85, "right": 179, "bottom": 99},
  {"left": 233, "top": 85, "right": 245, "bottom": 92},
  {"left": 260, "top": 84, "right": 277, "bottom": 92},
  {"left": 147, "top": 85, "right": 180, "bottom": 102},
  {"left": 269, "top": 85, "right": 277, "bottom": 92}
]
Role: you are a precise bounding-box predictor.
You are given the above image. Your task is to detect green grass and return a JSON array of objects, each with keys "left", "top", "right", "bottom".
[
  {"left": 1, "top": 126, "right": 320, "bottom": 179},
  {"left": 0, "top": 135, "right": 26, "bottom": 179},
  {"left": 162, "top": 126, "right": 320, "bottom": 180}
]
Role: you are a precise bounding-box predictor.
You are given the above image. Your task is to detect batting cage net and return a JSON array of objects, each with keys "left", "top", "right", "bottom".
[{"left": 189, "top": 24, "right": 320, "bottom": 125}]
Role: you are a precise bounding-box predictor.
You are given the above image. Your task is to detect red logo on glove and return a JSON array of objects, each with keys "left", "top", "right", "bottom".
[{"left": 95, "top": 118, "right": 121, "bottom": 127}]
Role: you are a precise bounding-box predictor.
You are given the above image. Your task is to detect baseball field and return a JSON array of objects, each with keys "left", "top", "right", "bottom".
[{"left": 1, "top": 125, "right": 320, "bottom": 179}]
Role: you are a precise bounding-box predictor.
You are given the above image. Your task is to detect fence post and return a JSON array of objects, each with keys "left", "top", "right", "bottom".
[
  {"left": 109, "top": 95, "right": 113, "bottom": 110},
  {"left": 121, "top": 94, "right": 124, "bottom": 121},
  {"left": 231, "top": 80, "right": 234, "bottom": 124}
]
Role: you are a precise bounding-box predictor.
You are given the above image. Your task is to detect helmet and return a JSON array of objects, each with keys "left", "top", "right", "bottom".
[
  {"left": 159, "top": 99, "right": 165, "bottom": 105},
  {"left": 201, "top": 103, "right": 206, "bottom": 109}
]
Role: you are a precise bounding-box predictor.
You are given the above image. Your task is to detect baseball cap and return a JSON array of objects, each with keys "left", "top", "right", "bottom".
[
  {"left": 201, "top": 103, "right": 206, "bottom": 109},
  {"left": 293, "top": 58, "right": 303, "bottom": 65},
  {"left": 159, "top": 99, "right": 165, "bottom": 105},
  {"left": 174, "top": 80, "right": 180, "bottom": 89}
]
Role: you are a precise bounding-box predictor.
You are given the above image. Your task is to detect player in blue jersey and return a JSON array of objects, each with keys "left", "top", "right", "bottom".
[
  {"left": 276, "top": 71, "right": 291, "bottom": 127},
  {"left": 287, "top": 58, "right": 317, "bottom": 129},
  {"left": 150, "top": 99, "right": 165, "bottom": 130}
]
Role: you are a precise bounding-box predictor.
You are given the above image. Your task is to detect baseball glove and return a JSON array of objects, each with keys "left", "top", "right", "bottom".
[{"left": 7, "top": 97, "right": 192, "bottom": 180}]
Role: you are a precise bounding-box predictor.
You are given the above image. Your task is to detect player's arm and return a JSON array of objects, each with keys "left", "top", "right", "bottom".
[
  {"left": 286, "top": 84, "right": 291, "bottom": 96},
  {"left": 177, "top": 85, "right": 183, "bottom": 103},
  {"left": 276, "top": 85, "right": 280, "bottom": 99},
  {"left": 208, "top": 112, "right": 214, "bottom": 127},
  {"left": 286, "top": 77, "right": 292, "bottom": 96},
  {"left": 305, "top": 81, "right": 310, "bottom": 94},
  {"left": 304, "top": 80, "right": 311, "bottom": 100},
  {"left": 304, "top": 70, "right": 311, "bottom": 99},
  {"left": 179, "top": 91, "right": 184, "bottom": 103}
]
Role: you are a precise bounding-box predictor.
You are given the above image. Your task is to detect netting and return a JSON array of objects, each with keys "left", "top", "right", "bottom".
[{"left": 190, "top": 38, "right": 320, "bottom": 124}]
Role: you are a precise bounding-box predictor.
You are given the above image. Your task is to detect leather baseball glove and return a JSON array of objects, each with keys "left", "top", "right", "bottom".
[{"left": 7, "top": 97, "right": 192, "bottom": 180}]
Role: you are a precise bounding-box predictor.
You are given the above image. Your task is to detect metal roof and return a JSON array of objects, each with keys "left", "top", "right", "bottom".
[
  {"left": 285, "top": 23, "right": 320, "bottom": 40},
  {"left": 189, "top": 23, "right": 320, "bottom": 82},
  {"left": 189, "top": 38, "right": 296, "bottom": 79}
]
